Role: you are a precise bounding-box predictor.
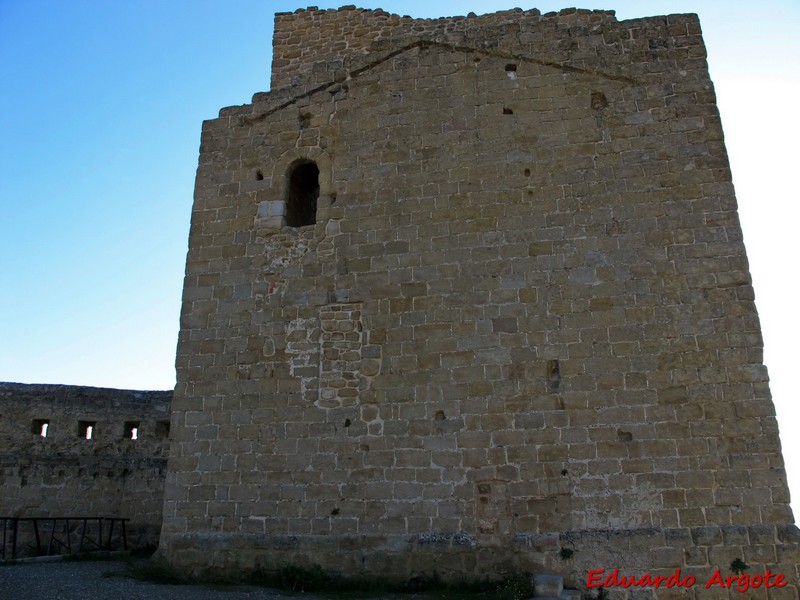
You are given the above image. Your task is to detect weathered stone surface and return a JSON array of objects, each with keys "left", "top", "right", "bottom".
[
  {"left": 534, "top": 573, "right": 563, "bottom": 597},
  {"left": 0, "top": 382, "right": 172, "bottom": 552},
  {"left": 158, "top": 4, "right": 799, "bottom": 596}
]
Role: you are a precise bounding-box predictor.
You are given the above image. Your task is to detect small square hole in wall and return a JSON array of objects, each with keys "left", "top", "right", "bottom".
[
  {"left": 31, "top": 419, "right": 49, "bottom": 437},
  {"left": 124, "top": 421, "right": 140, "bottom": 440},
  {"left": 78, "top": 421, "right": 96, "bottom": 440},
  {"left": 155, "top": 420, "right": 170, "bottom": 439}
]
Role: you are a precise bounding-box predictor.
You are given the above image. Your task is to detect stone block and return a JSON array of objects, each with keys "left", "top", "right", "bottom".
[{"left": 534, "top": 574, "right": 563, "bottom": 597}]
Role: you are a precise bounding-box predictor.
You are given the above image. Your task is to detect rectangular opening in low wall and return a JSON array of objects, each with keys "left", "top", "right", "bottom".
[
  {"left": 78, "top": 421, "right": 96, "bottom": 440},
  {"left": 31, "top": 419, "right": 49, "bottom": 437},
  {"left": 124, "top": 421, "right": 139, "bottom": 440}
]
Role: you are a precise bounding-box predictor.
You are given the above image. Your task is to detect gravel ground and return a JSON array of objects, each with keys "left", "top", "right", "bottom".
[
  {"left": 0, "top": 558, "right": 314, "bottom": 600},
  {"left": 0, "top": 558, "right": 440, "bottom": 600}
]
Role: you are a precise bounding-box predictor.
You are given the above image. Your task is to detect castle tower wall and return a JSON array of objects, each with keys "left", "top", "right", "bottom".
[{"left": 159, "top": 7, "right": 799, "bottom": 593}]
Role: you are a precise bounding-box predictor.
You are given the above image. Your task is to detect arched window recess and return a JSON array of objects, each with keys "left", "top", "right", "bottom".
[{"left": 285, "top": 161, "right": 320, "bottom": 227}]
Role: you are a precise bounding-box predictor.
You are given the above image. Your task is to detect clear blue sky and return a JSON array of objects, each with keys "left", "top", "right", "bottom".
[{"left": 2, "top": 1, "right": 799, "bottom": 505}]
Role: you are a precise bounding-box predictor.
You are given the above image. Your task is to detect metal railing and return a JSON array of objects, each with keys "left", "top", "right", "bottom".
[{"left": 1, "top": 517, "right": 128, "bottom": 560}]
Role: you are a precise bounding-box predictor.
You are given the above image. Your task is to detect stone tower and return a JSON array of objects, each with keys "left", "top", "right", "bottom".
[{"left": 159, "top": 6, "right": 800, "bottom": 593}]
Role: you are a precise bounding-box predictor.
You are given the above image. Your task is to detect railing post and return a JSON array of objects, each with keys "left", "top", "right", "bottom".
[
  {"left": 106, "top": 519, "right": 114, "bottom": 551},
  {"left": 46, "top": 518, "right": 55, "bottom": 556},
  {"left": 11, "top": 518, "right": 18, "bottom": 561},
  {"left": 33, "top": 519, "right": 42, "bottom": 555}
]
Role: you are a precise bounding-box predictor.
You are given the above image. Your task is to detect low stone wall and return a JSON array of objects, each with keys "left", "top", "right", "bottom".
[
  {"left": 0, "top": 382, "right": 171, "bottom": 554},
  {"left": 533, "top": 525, "right": 800, "bottom": 597},
  {"left": 161, "top": 524, "right": 800, "bottom": 596}
]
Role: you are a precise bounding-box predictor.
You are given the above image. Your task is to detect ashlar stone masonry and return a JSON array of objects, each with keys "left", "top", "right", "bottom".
[{"left": 159, "top": 6, "right": 800, "bottom": 595}]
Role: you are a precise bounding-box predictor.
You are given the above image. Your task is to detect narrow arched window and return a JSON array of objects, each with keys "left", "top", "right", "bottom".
[{"left": 286, "top": 161, "right": 319, "bottom": 227}]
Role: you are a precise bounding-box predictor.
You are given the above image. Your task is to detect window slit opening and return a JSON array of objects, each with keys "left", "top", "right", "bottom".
[
  {"left": 32, "top": 419, "right": 49, "bottom": 437},
  {"left": 79, "top": 421, "right": 96, "bottom": 440},
  {"left": 286, "top": 162, "right": 320, "bottom": 227},
  {"left": 124, "top": 421, "right": 140, "bottom": 440}
]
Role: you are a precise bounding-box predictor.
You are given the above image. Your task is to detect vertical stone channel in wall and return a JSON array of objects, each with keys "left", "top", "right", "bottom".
[
  {"left": 318, "top": 303, "right": 382, "bottom": 409},
  {"left": 318, "top": 303, "right": 362, "bottom": 408}
]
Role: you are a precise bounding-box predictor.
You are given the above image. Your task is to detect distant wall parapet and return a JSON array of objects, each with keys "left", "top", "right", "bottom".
[{"left": 0, "top": 382, "right": 172, "bottom": 553}]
